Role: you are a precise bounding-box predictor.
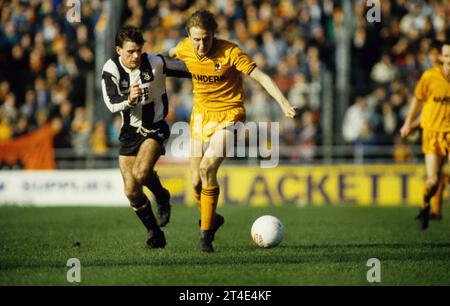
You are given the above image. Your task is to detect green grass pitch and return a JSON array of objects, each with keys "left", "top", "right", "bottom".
[{"left": 1, "top": 205, "right": 449, "bottom": 285}]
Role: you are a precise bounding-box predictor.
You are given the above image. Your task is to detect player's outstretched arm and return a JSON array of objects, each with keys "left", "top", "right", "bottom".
[
  {"left": 400, "top": 96, "right": 422, "bottom": 138},
  {"left": 158, "top": 55, "right": 191, "bottom": 79},
  {"left": 409, "top": 115, "right": 421, "bottom": 132},
  {"left": 249, "top": 68, "right": 296, "bottom": 118}
]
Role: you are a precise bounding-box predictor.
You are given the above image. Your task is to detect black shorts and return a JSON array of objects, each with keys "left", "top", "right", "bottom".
[{"left": 119, "top": 120, "right": 170, "bottom": 156}]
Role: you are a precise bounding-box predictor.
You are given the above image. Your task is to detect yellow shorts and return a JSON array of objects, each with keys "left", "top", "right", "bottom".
[
  {"left": 189, "top": 106, "right": 246, "bottom": 142},
  {"left": 422, "top": 129, "right": 450, "bottom": 156}
]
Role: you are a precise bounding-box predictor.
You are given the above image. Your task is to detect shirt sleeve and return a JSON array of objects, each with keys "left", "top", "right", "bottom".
[
  {"left": 101, "top": 61, "right": 134, "bottom": 113},
  {"left": 175, "top": 38, "right": 189, "bottom": 61},
  {"left": 230, "top": 45, "right": 257, "bottom": 75},
  {"left": 157, "top": 54, "right": 191, "bottom": 78}
]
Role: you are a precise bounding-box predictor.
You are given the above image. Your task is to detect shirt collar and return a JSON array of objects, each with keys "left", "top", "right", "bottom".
[{"left": 119, "top": 56, "right": 138, "bottom": 73}]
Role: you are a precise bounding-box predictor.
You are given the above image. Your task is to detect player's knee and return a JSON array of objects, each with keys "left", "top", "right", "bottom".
[
  {"left": 426, "top": 176, "right": 439, "bottom": 189},
  {"left": 132, "top": 166, "right": 151, "bottom": 185},
  {"left": 124, "top": 186, "right": 140, "bottom": 202},
  {"left": 199, "top": 161, "right": 217, "bottom": 181}
]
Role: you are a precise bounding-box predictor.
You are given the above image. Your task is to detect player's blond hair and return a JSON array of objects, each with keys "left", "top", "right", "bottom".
[{"left": 185, "top": 10, "right": 218, "bottom": 35}]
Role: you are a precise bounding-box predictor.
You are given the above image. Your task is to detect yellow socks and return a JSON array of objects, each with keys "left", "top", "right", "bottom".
[{"left": 200, "top": 186, "right": 220, "bottom": 231}]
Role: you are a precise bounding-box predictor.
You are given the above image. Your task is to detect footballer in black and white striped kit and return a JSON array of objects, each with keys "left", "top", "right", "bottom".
[
  {"left": 101, "top": 26, "right": 190, "bottom": 249},
  {"left": 102, "top": 42, "right": 189, "bottom": 156}
]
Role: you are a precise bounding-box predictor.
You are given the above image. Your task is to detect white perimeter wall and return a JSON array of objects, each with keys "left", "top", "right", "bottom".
[{"left": 0, "top": 170, "right": 129, "bottom": 206}]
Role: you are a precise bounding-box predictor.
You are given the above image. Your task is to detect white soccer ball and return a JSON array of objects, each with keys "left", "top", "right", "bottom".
[{"left": 251, "top": 215, "right": 284, "bottom": 248}]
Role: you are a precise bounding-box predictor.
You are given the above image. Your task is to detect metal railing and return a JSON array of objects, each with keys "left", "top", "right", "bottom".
[
  {"left": 53, "top": 144, "right": 424, "bottom": 169},
  {"left": 54, "top": 147, "right": 120, "bottom": 169}
]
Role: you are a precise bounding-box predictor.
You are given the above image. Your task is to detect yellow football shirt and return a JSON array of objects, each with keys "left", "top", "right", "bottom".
[
  {"left": 175, "top": 38, "right": 256, "bottom": 112},
  {"left": 415, "top": 66, "right": 450, "bottom": 132}
]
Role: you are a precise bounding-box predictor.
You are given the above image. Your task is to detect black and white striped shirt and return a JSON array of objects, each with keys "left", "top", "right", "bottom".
[{"left": 101, "top": 53, "right": 189, "bottom": 131}]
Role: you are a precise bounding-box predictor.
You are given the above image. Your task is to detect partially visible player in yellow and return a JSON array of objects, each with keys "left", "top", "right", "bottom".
[
  {"left": 408, "top": 115, "right": 446, "bottom": 220},
  {"left": 168, "top": 10, "right": 296, "bottom": 252},
  {"left": 400, "top": 40, "right": 450, "bottom": 230},
  {"left": 404, "top": 42, "right": 446, "bottom": 221},
  {"left": 417, "top": 41, "right": 446, "bottom": 220}
]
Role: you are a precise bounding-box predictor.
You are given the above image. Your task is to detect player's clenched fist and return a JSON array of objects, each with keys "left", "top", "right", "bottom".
[{"left": 128, "top": 84, "right": 142, "bottom": 105}]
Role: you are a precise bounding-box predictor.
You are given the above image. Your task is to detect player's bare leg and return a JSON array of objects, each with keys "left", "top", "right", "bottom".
[
  {"left": 190, "top": 142, "right": 224, "bottom": 252},
  {"left": 197, "top": 154, "right": 222, "bottom": 252},
  {"left": 433, "top": 156, "right": 450, "bottom": 220},
  {"left": 120, "top": 156, "right": 147, "bottom": 205},
  {"left": 195, "top": 128, "right": 233, "bottom": 252},
  {"left": 418, "top": 154, "right": 444, "bottom": 230},
  {"left": 132, "top": 139, "right": 161, "bottom": 183},
  {"left": 430, "top": 176, "right": 446, "bottom": 220},
  {"left": 190, "top": 154, "right": 203, "bottom": 211},
  {"left": 119, "top": 147, "right": 165, "bottom": 248},
  {"left": 134, "top": 138, "right": 171, "bottom": 227}
]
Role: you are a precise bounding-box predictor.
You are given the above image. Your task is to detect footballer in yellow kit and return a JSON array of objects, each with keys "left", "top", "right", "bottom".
[
  {"left": 175, "top": 36, "right": 256, "bottom": 142},
  {"left": 415, "top": 66, "right": 450, "bottom": 155},
  {"left": 400, "top": 40, "right": 450, "bottom": 230},
  {"left": 169, "top": 10, "right": 296, "bottom": 252}
]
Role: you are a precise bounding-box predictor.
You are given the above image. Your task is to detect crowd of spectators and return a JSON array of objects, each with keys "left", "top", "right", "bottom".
[
  {"left": 4, "top": 0, "right": 443, "bottom": 164},
  {"left": 344, "top": 0, "right": 450, "bottom": 161},
  {"left": 1, "top": 0, "right": 334, "bottom": 163},
  {"left": 0, "top": 0, "right": 101, "bottom": 158}
]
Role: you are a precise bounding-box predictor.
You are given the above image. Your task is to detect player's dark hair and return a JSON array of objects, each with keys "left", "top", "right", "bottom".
[
  {"left": 185, "top": 10, "right": 218, "bottom": 35},
  {"left": 115, "top": 26, "right": 144, "bottom": 47}
]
